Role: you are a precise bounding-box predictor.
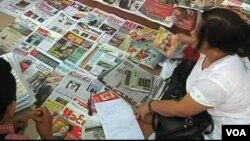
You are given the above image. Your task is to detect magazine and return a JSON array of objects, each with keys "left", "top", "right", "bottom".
[
  {"left": 153, "top": 26, "right": 186, "bottom": 58},
  {"left": 128, "top": 41, "right": 164, "bottom": 69}
]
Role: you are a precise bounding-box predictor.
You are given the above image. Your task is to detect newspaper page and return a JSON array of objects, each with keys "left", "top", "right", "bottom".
[
  {"left": 108, "top": 20, "right": 144, "bottom": 48},
  {"left": 45, "top": 32, "right": 97, "bottom": 66},
  {"left": 95, "top": 0, "right": 146, "bottom": 13},
  {"left": 19, "top": 49, "right": 60, "bottom": 92},
  {"left": 60, "top": 102, "right": 88, "bottom": 129},
  {"left": 63, "top": 1, "right": 93, "bottom": 21},
  {"left": 84, "top": 126, "right": 105, "bottom": 140},
  {"left": 0, "top": 52, "right": 36, "bottom": 112},
  {"left": 45, "top": 11, "right": 78, "bottom": 35},
  {"left": 0, "top": 22, "right": 33, "bottom": 53},
  {"left": 52, "top": 113, "right": 83, "bottom": 140},
  {"left": 43, "top": 0, "right": 73, "bottom": 10},
  {"left": 69, "top": 96, "right": 102, "bottom": 128},
  {"left": 83, "top": 43, "right": 128, "bottom": 77},
  {"left": 177, "top": 0, "right": 215, "bottom": 11},
  {"left": 98, "top": 59, "right": 164, "bottom": 106},
  {"left": 97, "top": 14, "right": 126, "bottom": 44},
  {"left": 45, "top": 70, "right": 106, "bottom": 107},
  {"left": 34, "top": 61, "right": 82, "bottom": 107},
  {"left": 137, "top": 0, "right": 176, "bottom": 28},
  {"left": 71, "top": 22, "right": 104, "bottom": 42},
  {"left": 0, "top": 0, "right": 38, "bottom": 17},
  {"left": 24, "top": 26, "right": 62, "bottom": 52},
  {"left": 35, "top": 0, "right": 60, "bottom": 15},
  {"left": 81, "top": 8, "right": 110, "bottom": 29},
  {"left": 94, "top": 97, "right": 144, "bottom": 139},
  {"left": 15, "top": 2, "right": 59, "bottom": 31}
]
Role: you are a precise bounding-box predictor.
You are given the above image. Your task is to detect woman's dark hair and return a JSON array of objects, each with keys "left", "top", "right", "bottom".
[
  {"left": 0, "top": 58, "right": 17, "bottom": 121},
  {"left": 196, "top": 8, "right": 250, "bottom": 57}
]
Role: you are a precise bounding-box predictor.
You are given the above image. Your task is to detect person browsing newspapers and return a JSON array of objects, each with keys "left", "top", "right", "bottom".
[
  {"left": 0, "top": 58, "right": 55, "bottom": 140},
  {"left": 136, "top": 8, "right": 250, "bottom": 140}
]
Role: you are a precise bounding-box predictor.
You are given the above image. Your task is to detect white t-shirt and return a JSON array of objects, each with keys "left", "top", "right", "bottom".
[{"left": 186, "top": 54, "right": 250, "bottom": 140}]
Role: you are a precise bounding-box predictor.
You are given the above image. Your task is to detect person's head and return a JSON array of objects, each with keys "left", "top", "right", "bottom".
[
  {"left": 0, "top": 58, "right": 17, "bottom": 123},
  {"left": 193, "top": 8, "right": 250, "bottom": 57}
]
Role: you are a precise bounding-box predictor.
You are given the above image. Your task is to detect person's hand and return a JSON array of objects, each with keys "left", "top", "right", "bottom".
[
  {"left": 29, "top": 107, "right": 54, "bottom": 140},
  {"left": 173, "top": 33, "right": 192, "bottom": 44},
  {"left": 136, "top": 102, "right": 152, "bottom": 121}
]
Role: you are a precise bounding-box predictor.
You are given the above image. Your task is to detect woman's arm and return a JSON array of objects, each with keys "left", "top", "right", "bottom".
[{"left": 136, "top": 94, "right": 211, "bottom": 121}]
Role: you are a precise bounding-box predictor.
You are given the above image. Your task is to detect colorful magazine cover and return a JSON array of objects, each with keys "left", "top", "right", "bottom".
[
  {"left": 153, "top": 26, "right": 186, "bottom": 58},
  {"left": 128, "top": 41, "right": 164, "bottom": 69}
]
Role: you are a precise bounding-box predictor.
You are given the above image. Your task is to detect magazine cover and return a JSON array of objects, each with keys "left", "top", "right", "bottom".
[
  {"left": 128, "top": 41, "right": 164, "bottom": 69},
  {"left": 153, "top": 26, "right": 185, "bottom": 57}
]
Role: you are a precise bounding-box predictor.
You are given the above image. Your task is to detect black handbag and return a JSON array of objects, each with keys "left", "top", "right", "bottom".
[{"left": 152, "top": 60, "right": 214, "bottom": 140}]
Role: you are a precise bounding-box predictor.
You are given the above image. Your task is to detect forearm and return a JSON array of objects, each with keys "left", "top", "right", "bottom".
[{"left": 150, "top": 100, "right": 187, "bottom": 117}]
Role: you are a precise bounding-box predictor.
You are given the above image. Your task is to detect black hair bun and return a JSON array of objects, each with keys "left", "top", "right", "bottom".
[{"left": 0, "top": 57, "right": 12, "bottom": 74}]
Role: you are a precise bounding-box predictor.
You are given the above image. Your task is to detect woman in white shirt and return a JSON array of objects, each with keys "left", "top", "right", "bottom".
[{"left": 136, "top": 8, "right": 250, "bottom": 140}]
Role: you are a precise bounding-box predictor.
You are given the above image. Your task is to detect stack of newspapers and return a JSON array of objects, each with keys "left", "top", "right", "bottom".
[{"left": 1, "top": 52, "right": 36, "bottom": 112}]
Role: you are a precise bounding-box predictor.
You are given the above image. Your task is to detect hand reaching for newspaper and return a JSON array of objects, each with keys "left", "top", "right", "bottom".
[{"left": 29, "top": 107, "right": 54, "bottom": 140}]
